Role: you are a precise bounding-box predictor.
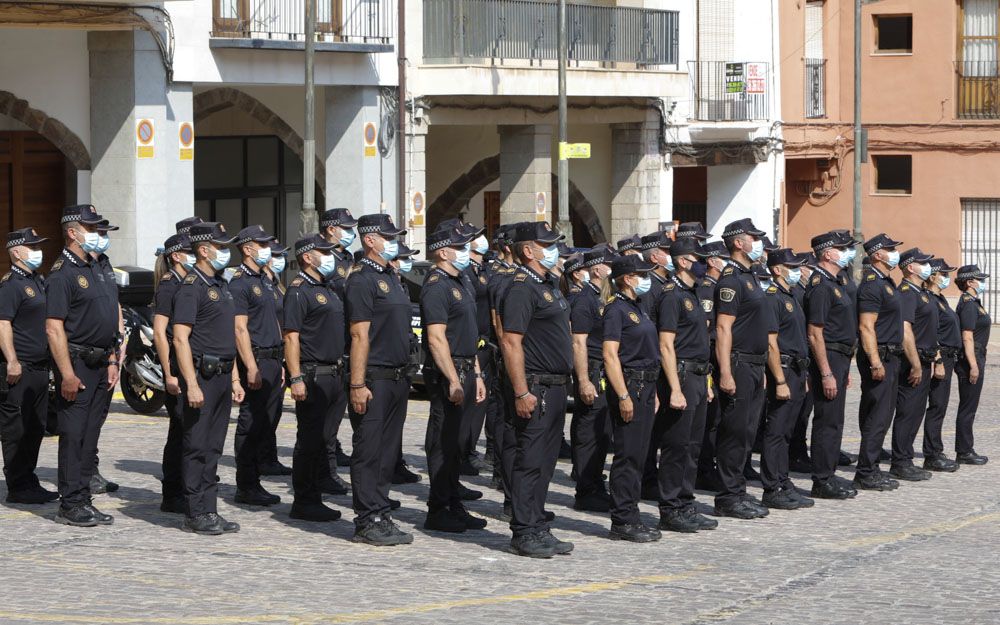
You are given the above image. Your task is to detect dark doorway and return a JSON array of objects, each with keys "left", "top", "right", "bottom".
[{"left": 673, "top": 166, "right": 708, "bottom": 225}]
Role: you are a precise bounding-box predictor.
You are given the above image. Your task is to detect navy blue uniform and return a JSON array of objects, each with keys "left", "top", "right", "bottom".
[
  {"left": 891, "top": 280, "right": 939, "bottom": 468},
  {"left": 462, "top": 260, "right": 494, "bottom": 466},
  {"left": 696, "top": 275, "right": 721, "bottom": 481},
  {"left": 955, "top": 293, "right": 991, "bottom": 455},
  {"left": 0, "top": 266, "right": 49, "bottom": 493},
  {"left": 257, "top": 270, "right": 287, "bottom": 471},
  {"left": 923, "top": 292, "right": 962, "bottom": 458},
  {"left": 604, "top": 293, "right": 659, "bottom": 527},
  {"left": 173, "top": 267, "right": 237, "bottom": 517},
  {"left": 568, "top": 282, "right": 610, "bottom": 499},
  {"left": 487, "top": 262, "right": 518, "bottom": 503},
  {"left": 47, "top": 249, "right": 118, "bottom": 508},
  {"left": 153, "top": 270, "right": 185, "bottom": 502}
]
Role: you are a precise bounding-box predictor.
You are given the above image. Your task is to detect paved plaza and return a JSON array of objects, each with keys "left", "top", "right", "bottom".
[{"left": 3, "top": 354, "right": 1000, "bottom": 625}]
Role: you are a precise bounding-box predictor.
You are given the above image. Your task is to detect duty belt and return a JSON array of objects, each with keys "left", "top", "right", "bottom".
[
  {"left": 253, "top": 345, "right": 284, "bottom": 360},
  {"left": 302, "top": 361, "right": 344, "bottom": 377},
  {"left": 780, "top": 354, "right": 811, "bottom": 374},
  {"left": 939, "top": 346, "right": 961, "bottom": 360},
  {"left": 678, "top": 359, "right": 712, "bottom": 376},
  {"left": 623, "top": 368, "right": 659, "bottom": 383},
  {"left": 732, "top": 351, "right": 767, "bottom": 366},
  {"left": 917, "top": 349, "right": 938, "bottom": 365},
  {"left": 68, "top": 343, "right": 113, "bottom": 368},
  {"left": 877, "top": 343, "right": 904, "bottom": 360},
  {"left": 194, "top": 354, "right": 234, "bottom": 377},
  {"left": 824, "top": 341, "right": 857, "bottom": 358},
  {"left": 366, "top": 365, "right": 410, "bottom": 381},
  {"left": 587, "top": 358, "right": 604, "bottom": 379},
  {"left": 526, "top": 373, "right": 569, "bottom": 387}
]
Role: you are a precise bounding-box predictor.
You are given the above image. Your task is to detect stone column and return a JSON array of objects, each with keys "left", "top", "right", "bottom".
[
  {"left": 403, "top": 118, "right": 428, "bottom": 253},
  {"left": 89, "top": 31, "right": 194, "bottom": 269},
  {"left": 610, "top": 119, "right": 662, "bottom": 243},
  {"left": 325, "top": 86, "right": 387, "bottom": 219},
  {"left": 498, "top": 125, "right": 552, "bottom": 224}
]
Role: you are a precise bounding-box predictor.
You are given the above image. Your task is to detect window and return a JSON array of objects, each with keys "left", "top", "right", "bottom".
[
  {"left": 873, "top": 155, "right": 912, "bottom": 195},
  {"left": 961, "top": 0, "right": 998, "bottom": 75},
  {"left": 874, "top": 15, "right": 913, "bottom": 53}
]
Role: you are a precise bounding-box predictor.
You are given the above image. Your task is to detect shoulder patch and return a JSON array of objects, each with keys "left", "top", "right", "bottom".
[
  {"left": 722, "top": 266, "right": 735, "bottom": 276},
  {"left": 901, "top": 283, "right": 910, "bottom": 291},
  {"left": 962, "top": 294, "right": 973, "bottom": 302},
  {"left": 290, "top": 277, "right": 304, "bottom": 287},
  {"left": 514, "top": 273, "right": 528, "bottom": 282},
  {"left": 50, "top": 259, "right": 64, "bottom": 272},
  {"left": 811, "top": 274, "right": 821, "bottom": 286},
  {"left": 183, "top": 273, "right": 198, "bottom": 284},
  {"left": 766, "top": 285, "right": 778, "bottom": 294},
  {"left": 605, "top": 295, "right": 616, "bottom": 304},
  {"left": 719, "top": 288, "right": 736, "bottom": 303},
  {"left": 232, "top": 269, "right": 244, "bottom": 280},
  {"left": 665, "top": 283, "right": 675, "bottom": 291},
  {"left": 0, "top": 272, "right": 9, "bottom": 283},
  {"left": 866, "top": 273, "right": 876, "bottom": 282},
  {"left": 428, "top": 273, "right": 440, "bottom": 284}
]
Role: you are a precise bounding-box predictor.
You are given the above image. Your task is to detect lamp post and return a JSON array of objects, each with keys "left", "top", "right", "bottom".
[
  {"left": 303, "top": 0, "right": 317, "bottom": 235},
  {"left": 556, "top": 0, "right": 573, "bottom": 244}
]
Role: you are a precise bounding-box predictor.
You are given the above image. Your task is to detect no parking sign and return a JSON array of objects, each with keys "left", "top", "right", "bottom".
[{"left": 136, "top": 119, "right": 154, "bottom": 159}]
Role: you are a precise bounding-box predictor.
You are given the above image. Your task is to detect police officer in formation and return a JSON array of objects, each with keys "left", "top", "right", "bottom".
[{"left": 5, "top": 205, "right": 998, "bottom": 557}]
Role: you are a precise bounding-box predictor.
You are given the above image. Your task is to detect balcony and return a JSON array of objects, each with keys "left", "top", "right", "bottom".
[
  {"left": 957, "top": 60, "right": 1000, "bottom": 119},
  {"left": 805, "top": 58, "right": 826, "bottom": 119},
  {"left": 210, "top": 0, "right": 395, "bottom": 53},
  {"left": 422, "top": 0, "right": 679, "bottom": 68},
  {"left": 688, "top": 61, "right": 770, "bottom": 122}
]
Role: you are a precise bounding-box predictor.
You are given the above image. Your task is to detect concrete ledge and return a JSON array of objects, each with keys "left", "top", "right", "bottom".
[{"left": 209, "top": 37, "right": 393, "bottom": 54}]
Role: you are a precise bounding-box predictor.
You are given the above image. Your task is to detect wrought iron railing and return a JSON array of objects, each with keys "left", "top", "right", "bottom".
[
  {"left": 957, "top": 60, "right": 1000, "bottom": 119},
  {"left": 422, "top": 0, "right": 679, "bottom": 66},
  {"left": 805, "top": 58, "right": 826, "bottom": 118},
  {"left": 688, "top": 61, "right": 770, "bottom": 121},
  {"left": 212, "top": 0, "right": 395, "bottom": 44}
]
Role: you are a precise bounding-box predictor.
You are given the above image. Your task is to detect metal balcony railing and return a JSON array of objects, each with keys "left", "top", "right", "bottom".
[
  {"left": 805, "top": 58, "right": 826, "bottom": 118},
  {"left": 422, "top": 0, "right": 679, "bottom": 67},
  {"left": 688, "top": 61, "right": 770, "bottom": 122},
  {"left": 957, "top": 60, "right": 1000, "bottom": 119},
  {"left": 212, "top": 0, "right": 395, "bottom": 44}
]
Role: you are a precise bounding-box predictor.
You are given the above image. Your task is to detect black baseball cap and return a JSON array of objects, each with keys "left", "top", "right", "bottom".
[
  {"left": 6, "top": 227, "right": 48, "bottom": 249},
  {"left": 676, "top": 222, "right": 710, "bottom": 240},
  {"left": 762, "top": 236, "right": 779, "bottom": 252},
  {"left": 832, "top": 229, "right": 861, "bottom": 246},
  {"left": 957, "top": 264, "right": 990, "bottom": 280},
  {"left": 319, "top": 208, "right": 358, "bottom": 228},
  {"left": 563, "top": 253, "right": 585, "bottom": 274},
  {"left": 176, "top": 216, "right": 204, "bottom": 234},
  {"left": 437, "top": 217, "right": 485, "bottom": 238},
  {"left": 767, "top": 248, "right": 808, "bottom": 268},
  {"left": 427, "top": 227, "right": 474, "bottom": 252},
  {"left": 811, "top": 231, "right": 850, "bottom": 252},
  {"left": 163, "top": 234, "right": 192, "bottom": 256},
  {"left": 61, "top": 204, "right": 104, "bottom": 226},
  {"left": 700, "top": 241, "right": 730, "bottom": 259},
  {"left": 397, "top": 242, "right": 419, "bottom": 259},
  {"left": 294, "top": 234, "right": 336, "bottom": 257},
  {"left": 617, "top": 234, "right": 641, "bottom": 252},
  {"left": 899, "top": 247, "right": 934, "bottom": 269},
  {"left": 269, "top": 239, "right": 289, "bottom": 255},
  {"left": 358, "top": 213, "right": 406, "bottom": 237},
  {"left": 583, "top": 248, "right": 611, "bottom": 267},
  {"left": 669, "top": 238, "right": 705, "bottom": 258},
  {"left": 189, "top": 222, "right": 236, "bottom": 245},
  {"left": 609, "top": 254, "right": 656, "bottom": 279},
  {"left": 511, "top": 221, "right": 564, "bottom": 244},
  {"left": 863, "top": 233, "right": 903, "bottom": 255},
  {"left": 96, "top": 219, "right": 119, "bottom": 232},
  {"left": 721, "top": 218, "right": 765, "bottom": 239},
  {"left": 929, "top": 258, "right": 956, "bottom": 273},
  {"left": 235, "top": 225, "right": 276, "bottom": 246},
  {"left": 640, "top": 231, "right": 672, "bottom": 251}
]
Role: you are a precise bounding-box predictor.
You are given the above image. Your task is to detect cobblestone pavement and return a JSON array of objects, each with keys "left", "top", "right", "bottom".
[{"left": 3, "top": 355, "right": 1000, "bottom": 625}]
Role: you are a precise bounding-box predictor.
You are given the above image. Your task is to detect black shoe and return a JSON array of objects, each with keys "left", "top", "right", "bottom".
[
  {"left": 182, "top": 513, "right": 224, "bottom": 535},
  {"left": 54, "top": 505, "right": 98, "bottom": 527},
  {"left": 853, "top": 472, "right": 899, "bottom": 491},
  {"left": 318, "top": 474, "right": 350, "bottom": 495},
  {"left": 889, "top": 463, "right": 932, "bottom": 482},
  {"left": 878, "top": 448, "right": 891, "bottom": 463},
  {"left": 392, "top": 462, "right": 421, "bottom": 484},
  {"left": 573, "top": 490, "right": 611, "bottom": 512},
  {"left": 290, "top": 501, "right": 342, "bottom": 522},
  {"left": 206, "top": 512, "right": 240, "bottom": 533},
  {"left": 160, "top": 496, "right": 186, "bottom": 514},
  {"left": 353, "top": 516, "right": 412, "bottom": 546},
  {"left": 459, "top": 459, "right": 480, "bottom": 476},
  {"left": 834, "top": 475, "right": 859, "bottom": 496},
  {"left": 543, "top": 509, "right": 556, "bottom": 522},
  {"left": 335, "top": 442, "right": 351, "bottom": 467},
  {"left": 235, "top": 487, "right": 279, "bottom": 506},
  {"left": 956, "top": 451, "right": 989, "bottom": 465},
  {"left": 659, "top": 509, "right": 700, "bottom": 533},
  {"left": 838, "top": 450, "right": 857, "bottom": 466},
  {"left": 457, "top": 483, "right": 483, "bottom": 501},
  {"left": 389, "top": 498, "right": 401, "bottom": 510},
  {"left": 451, "top": 506, "right": 488, "bottom": 530},
  {"left": 559, "top": 438, "right": 572, "bottom": 460},
  {"left": 89, "top": 471, "right": 119, "bottom": 495},
  {"left": 788, "top": 456, "right": 813, "bottom": 473},
  {"left": 82, "top": 503, "right": 114, "bottom": 525},
  {"left": 6, "top": 485, "right": 59, "bottom": 504},
  {"left": 811, "top": 480, "right": 854, "bottom": 500},
  {"left": 490, "top": 472, "right": 504, "bottom": 491},
  {"left": 683, "top": 506, "right": 719, "bottom": 530},
  {"left": 695, "top": 472, "right": 723, "bottom": 492},
  {"left": 539, "top": 529, "right": 575, "bottom": 553},
  {"left": 423, "top": 508, "right": 467, "bottom": 533},
  {"left": 510, "top": 532, "right": 555, "bottom": 558},
  {"left": 258, "top": 461, "right": 293, "bottom": 476},
  {"left": 610, "top": 522, "right": 662, "bottom": 542},
  {"left": 743, "top": 464, "right": 762, "bottom": 483},
  {"left": 741, "top": 494, "right": 769, "bottom": 514},
  {"left": 762, "top": 489, "right": 806, "bottom": 510},
  {"left": 466, "top": 452, "right": 492, "bottom": 473},
  {"left": 923, "top": 455, "right": 959, "bottom": 472},
  {"left": 715, "top": 500, "right": 768, "bottom": 519}
]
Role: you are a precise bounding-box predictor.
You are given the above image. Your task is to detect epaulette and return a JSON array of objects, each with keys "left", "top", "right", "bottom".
[
  {"left": 427, "top": 273, "right": 440, "bottom": 284},
  {"left": 701, "top": 278, "right": 713, "bottom": 287},
  {"left": 900, "top": 283, "right": 910, "bottom": 291},
  {"left": 183, "top": 273, "right": 198, "bottom": 284},
  {"left": 502, "top": 267, "right": 516, "bottom": 274},
  {"left": 962, "top": 294, "right": 973, "bottom": 302},
  {"left": 569, "top": 286, "right": 581, "bottom": 294},
  {"left": 722, "top": 266, "right": 735, "bottom": 276},
  {"left": 290, "top": 277, "right": 304, "bottom": 287},
  {"left": 514, "top": 273, "right": 528, "bottom": 282},
  {"left": 50, "top": 259, "right": 64, "bottom": 272},
  {"left": 811, "top": 274, "right": 821, "bottom": 286},
  {"left": 161, "top": 273, "right": 174, "bottom": 283},
  {"left": 766, "top": 285, "right": 778, "bottom": 294},
  {"left": 605, "top": 295, "right": 615, "bottom": 304},
  {"left": 664, "top": 283, "right": 675, "bottom": 291},
  {"left": 231, "top": 269, "right": 244, "bottom": 280},
  {"left": 0, "top": 272, "right": 9, "bottom": 283},
  {"left": 865, "top": 273, "right": 876, "bottom": 282}
]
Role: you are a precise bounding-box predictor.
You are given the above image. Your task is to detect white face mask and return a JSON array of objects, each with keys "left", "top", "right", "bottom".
[
  {"left": 253, "top": 246, "right": 271, "bottom": 267},
  {"left": 472, "top": 235, "right": 489, "bottom": 255},
  {"left": 181, "top": 253, "right": 196, "bottom": 270},
  {"left": 210, "top": 247, "right": 231, "bottom": 271},
  {"left": 270, "top": 256, "right": 286, "bottom": 274},
  {"left": 317, "top": 253, "right": 337, "bottom": 277},
  {"left": 22, "top": 249, "right": 44, "bottom": 271},
  {"left": 786, "top": 267, "right": 802, "bottom": 286},
  {"left": 885, "top": 250, "right": 900, "bottom": 269},
  {"left": 937, "top": 275, "right": 951, "bottom": 290},
  {"left": 95, "top": 234, "right": 111, "bottom": 255},
  {"left": 76, "top": 229, "right": 100, "bottom": 253}
]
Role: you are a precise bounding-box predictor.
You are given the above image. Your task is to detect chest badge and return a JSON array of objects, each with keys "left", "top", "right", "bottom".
[
  {"left": 316, "top": 293, "right": 328, "bottom": 304},
  {"left": 684, "top": 299, "right": 695, "bottom": 312},
  {"left": 884, "top": 285, "right": 893, "bottom": 295},
  {"left": 479, "top": 275, "right": 487, "bottom": 284},
  {"left": 785, "top": 301, "right": 794, "bottom": 312},
  {"left": 628, "top": 311, "right": 640, "bottom": 324},
  {"left": 543, "top": 291, "right": 554, "bottom": 303},
  {"left": 208, "top": 288, "right": 220, "bottom": 301},
  {"left": 701, "top": 299, "right": 713, "bottom": 313},
  {"left": 833, "top": 287, "right": 842, "bottom": 298},
  {"left": 337, "top": 266, "right": 347, "bottom": 277},
  {"left": 598, "top": 306, "right": 605, "bottom": 316},
  {"left": 719, "top": 288, "right": 736, "bottom": 303},
  {"left": 452, "top": 288, "right": 463, "bottom": 301},
  {"left": 252, "top": 285, "right": 262, "bottom": 296},
  {"left": 745, "top": 280, "right": 754, "bottom": 291},
  {"left": 377, "top": 280, "right": 390, "bottom": 293},
  {"left": 920, "top": 294, "right": 929, "bottom": 303},
  {"left": 24, "top": 286, "right": 36, "bottom": 297},
  {"left": 77, "top": 275, "right": 89, "bottom": 289}
]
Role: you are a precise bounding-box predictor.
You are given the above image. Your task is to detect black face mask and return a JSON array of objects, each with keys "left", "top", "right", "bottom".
[{"left": 692, "top": 260, "right": 707, "bottom": 279}]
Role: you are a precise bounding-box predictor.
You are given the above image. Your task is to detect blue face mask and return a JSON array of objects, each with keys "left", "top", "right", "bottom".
[
  {"left": 22, "top": 249, "right": 44, "bottom": 271},
  {"left": 663, "top": 256, "right": 675, "bottom": 273},
  {"left": 253, "top": 246, "right": 271, "bottom": 267},
  {"left": 317, "top": 253, "right": 337, "bottom": 277},
  {"left": 937, "top": 275, "right": 950, "bottom": 290},
  {"left": 747, "top": 239, "right": 764, "bottom": 262},
  {"left": 786, "top": 267, "right": 802, "bottom": 286},
  {"left": 634, "top": 275, "right": 652, "bottom": 295},
  {"left": 181, "top": 253, "right": 196, "bottom": 271},
  {"left": 580, "top": 270, "right": 591, "bottom": 284},
  {"left": 472, "top": 235, "right": 489, "bottom": 255},
  {"left": 917, "top": 264, "right": 932, "bottom": 281},
  {"left": 451, "top": 247, "right": 471, "bottom": 271},
  {"left": 885, "top": 250, "right": 900, "bottom": 269},
  {"left": 379, "top": 239, "right": 399, "bottom": 262},
  {"left": 976, "top": 281, "right": 987, "bottom": 296},
  {"left": 339, "top": 228, "right": 356, "bottom": 249},
  {"left": 398, "top": 259, "right": 413, "bottom": 273},
  {"left": 271, "top": 256, "right": 286, "bottom": 274},
  {"left": 209, "top": 247, "right": 231, "bottom": 271},
  {"left": 95, "top": 234, "right": 111, "bottom": 255},
  {"left": 835, "top": 248, "right": 852, "bottom": 268},
  {"left": 77, "top": 229, "right": 100, "bottom": 254},
  {"left": 539, "top": 244, "right": 559, "bottom": 270}
]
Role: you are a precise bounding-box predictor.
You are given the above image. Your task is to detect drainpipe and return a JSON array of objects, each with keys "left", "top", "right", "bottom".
[{"left": 398, "top": 0, "right": 407, "bottom": 225}]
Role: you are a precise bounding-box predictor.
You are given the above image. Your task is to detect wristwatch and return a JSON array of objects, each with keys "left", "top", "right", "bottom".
[
  {"left": 619, "top": 393, "right": 630, "bottom": 402},
  {"left": 289, "top": 374, "right": 306, "bottom": 385}
]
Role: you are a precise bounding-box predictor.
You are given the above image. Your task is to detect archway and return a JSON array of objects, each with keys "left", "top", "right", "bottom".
[{"left": 0, "top": 90, "right": 90, "bottom": 170}]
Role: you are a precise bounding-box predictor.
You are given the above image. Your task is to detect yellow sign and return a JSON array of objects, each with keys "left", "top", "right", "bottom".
[
  {"left": 363, "top": 122, "right": 377, "bottom": 158},
  {"left": 410, "top": 190, "right": 425, "bottom": 227},
  {"left": 559, "top": 142, "right": 591, "bottom": 160},
  {"left": 534, "top": 191, "right": 547, "bottom": 222},
  {"left": 179, "top": 121, "right": 194, "bottom": 161},
  {"left": 136, "top": 118, "right": 155, "bottom": 159}
]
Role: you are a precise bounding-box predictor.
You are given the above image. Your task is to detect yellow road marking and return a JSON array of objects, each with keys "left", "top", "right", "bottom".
[{"left": 837, "top": 511, "right": 1000, "bottom": 548}]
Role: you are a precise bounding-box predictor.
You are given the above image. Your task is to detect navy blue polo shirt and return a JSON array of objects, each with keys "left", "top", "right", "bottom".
[
  {"left": 697, "top": 276, "right": 718, "bottom": 341},
  {"left": 489, "top": 262, "right": 519, "bottom": 322},
  {"left": 640, "top": 270, "right": 670, "bottom": 320},
  {"left": 838, "top": 268, "right": 858, "bottom": 304},
  {"left": 284, "top": 271, "right": 345, "bottom": 364},
  {"left": 793, "top": 280, "right": 807, "bottom": 308},
  {"left": 153, "top": 269, "right": 184, "bottom": 343},
  {"left": 932, "top": 292, "right": 961, "bottom": 349},
  {"left": 805, "top": 266, "right": 857, "bottom": 345},
  {"left": 657, "top": 276, "right": 710, "bottom": 361},
  {"left": 421, "top": 266, "right": 479, "bottom": 359},
  {"left": 898, "top": 279, "right": 939, "bottom": 352},
  {"left": 767, "top": 283, "right": 808, "bottom": 358},
  {"left": 603, "top": 292, "right": 659, "bottom": 370},
  {"left": 269, "top": 272, "right": 285, "bottom": 330},
  {"left": 856, "top": 267, "right": 903, "bottom": 345},
  {"left": 569, "top": 281, "right": 604, "bottom": 361},
  {"left": 714, "top": 260, "right": 777, "bottom": 355},
  {"left": 45, "top": 248, "right": 118, "bottom": 349},
  {"left": 957, "top": 293, "right": 992, "bottom": 347},
  {"left": 345, "top": 258, "right": 411, "bottom": 368},
  {"left": 0, "top": 265, "right": 48, "bottom": 363},
  {"left": 229, "top": 263, "right": 282, "bottom": 349},
  {"left": 324, "top": 247, "right": 353, "bottom": 301},
  {"left": 501, "top": 266, "right": 572, "bottom": 375},
  {"left": 172, "top": 266, "right": 237, "bottom": 360},
  {"left": 467, "top": 261, "right": 492, "bottom": 339}
]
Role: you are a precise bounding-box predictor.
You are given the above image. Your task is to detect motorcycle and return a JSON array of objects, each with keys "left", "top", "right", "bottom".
[{"left": 119, "top": 305, "right": 166, "bottom": 415}]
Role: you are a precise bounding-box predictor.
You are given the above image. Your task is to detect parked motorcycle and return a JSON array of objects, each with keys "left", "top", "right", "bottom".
[{"left": 119, "top": 305, "right": 166, "bottom": 415}]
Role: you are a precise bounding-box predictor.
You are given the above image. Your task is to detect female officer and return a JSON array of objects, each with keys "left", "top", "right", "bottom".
[
  {"left": 602, "top": 254, "right": 661, "bottom": 543},
  {"left": 921, "top": 258, "right": 960, "bottom": 472},
  {"left": 151, "top": 233, "right": 195, "bottom": 514},
  {"left": 256, "top": 239, "right": 293, "bottom": 479},
  {"left": 954, "top": 265, "right": 992, "bottom": 465}
]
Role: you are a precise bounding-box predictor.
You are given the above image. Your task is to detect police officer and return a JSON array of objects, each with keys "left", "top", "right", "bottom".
[
  {"left": 854, "top": 233, "right": 906, "bottom": 491},
  {"left": 921, "top": 258, "right": 961, "bottom": 472},
  {"left": 713, "top": 218, "right": 775, "bottom": 519},
  {"left": 617, "top": 234, "right": 642, "bottom": 256},
  {"left": 419, "top": 227, "right": 489, "bottom": 533},
  {"left": 888, "top": 248, "right": 938, "bottom": 482},
  {"left": 804, "top": 232, "right": 858, "bottom": 500},
  {"left": 676, "top": 221, "right": 712, "bottom": 243},
  {"left": 173, "top": 221, "right": 244, "bottom": 534},
  {"left": 256, "top": 238, "right": 294, "bottom": 479},
  {"left": 695, "top": 240, "right": 729, "bottom": 491},
  {"left": 565, "top": 248, "right": 612, "bottom": 512},
  {"left": 655, "top": 238, "right": 717, "bottom": 533},
  {"left": 229, "top": 225, "right": 285, "bottom": 506},
  {"left": 152, "top": 233, "right": 195, "bottom": 514},
  {"left": 602, "top": 254, "right": 661, "bottom": 543},
  {"left": 283, "top": 235, "right": 348, "bottom": 522},
  {"left": 0, "top": 228, "right": 57, "bottom": 504},
  {"left": 345, "top": 213, "right": 414, "bottom": 546},
  {"left": 47, "top": 204, "right": 120, "bottom": 527},
  {"left": 387, "top": 241, "right": 423, "bottom": 488},
  {"left": 760, "top": 249, "right": 815, "bottom": 510},
  {"left": 500, "top": 221, "right": 574, "bottom": 558},
  {"left": 787, "top": 253, "right": 816, "bottom": 472},
  {"left": 954, "top": 264, "right": 991, "bottom": 465}
]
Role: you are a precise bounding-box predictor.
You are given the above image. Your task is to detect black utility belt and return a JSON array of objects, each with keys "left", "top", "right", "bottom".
[
  {"left": 938, "top": 346, "right": 961, "bottom": 360},
  {"left": 877, "top": 343, "right": 904, "bottom": 360},
  {"left": 623, "top": 368, "right": 659, "bottom": 383},
  {"left": 678, "top": 359, "right": 712, "bottom": 376},
  {"left": 253, "top": 345, "right": 284, "bottom": 360},
  {"left": 68, "top": 343, "right": 114, "bottom": 368},
  {"left": 587, "top": 358, "right": 604, "bottom": 379},
  {"left": 301, "top": 361, "right": 344, "bottom": 377},
  {"left": 366, "top": 365, "right": 410, "bottom": 381},
  {"left": 780, "top": 354, "right": 811, "bottom": 373},
  {"left": 917, "top": 349, "right": 938, "bottom": 365},
  {"left": 526, "top": 373, "right": 570, "bottom": 387},
  {"left": 194, "top": 354, "right": 235, "bottom": 378},
  {"left": 825, "top": 341, "right": 857, "bottom": 358},
  {"left": 732, "top": 351, "right": 767, "bottom": 366}
]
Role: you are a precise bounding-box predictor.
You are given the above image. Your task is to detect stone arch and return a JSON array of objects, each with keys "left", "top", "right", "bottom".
[
  {"left": 427, "top": 154, "right": 607, "bottom": 244},
  {"left": 193, "top": 87, "right": 326, "bottom": 194},
  {"left": 0, "top": 90, "right": 90, "bottom": 170}
]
